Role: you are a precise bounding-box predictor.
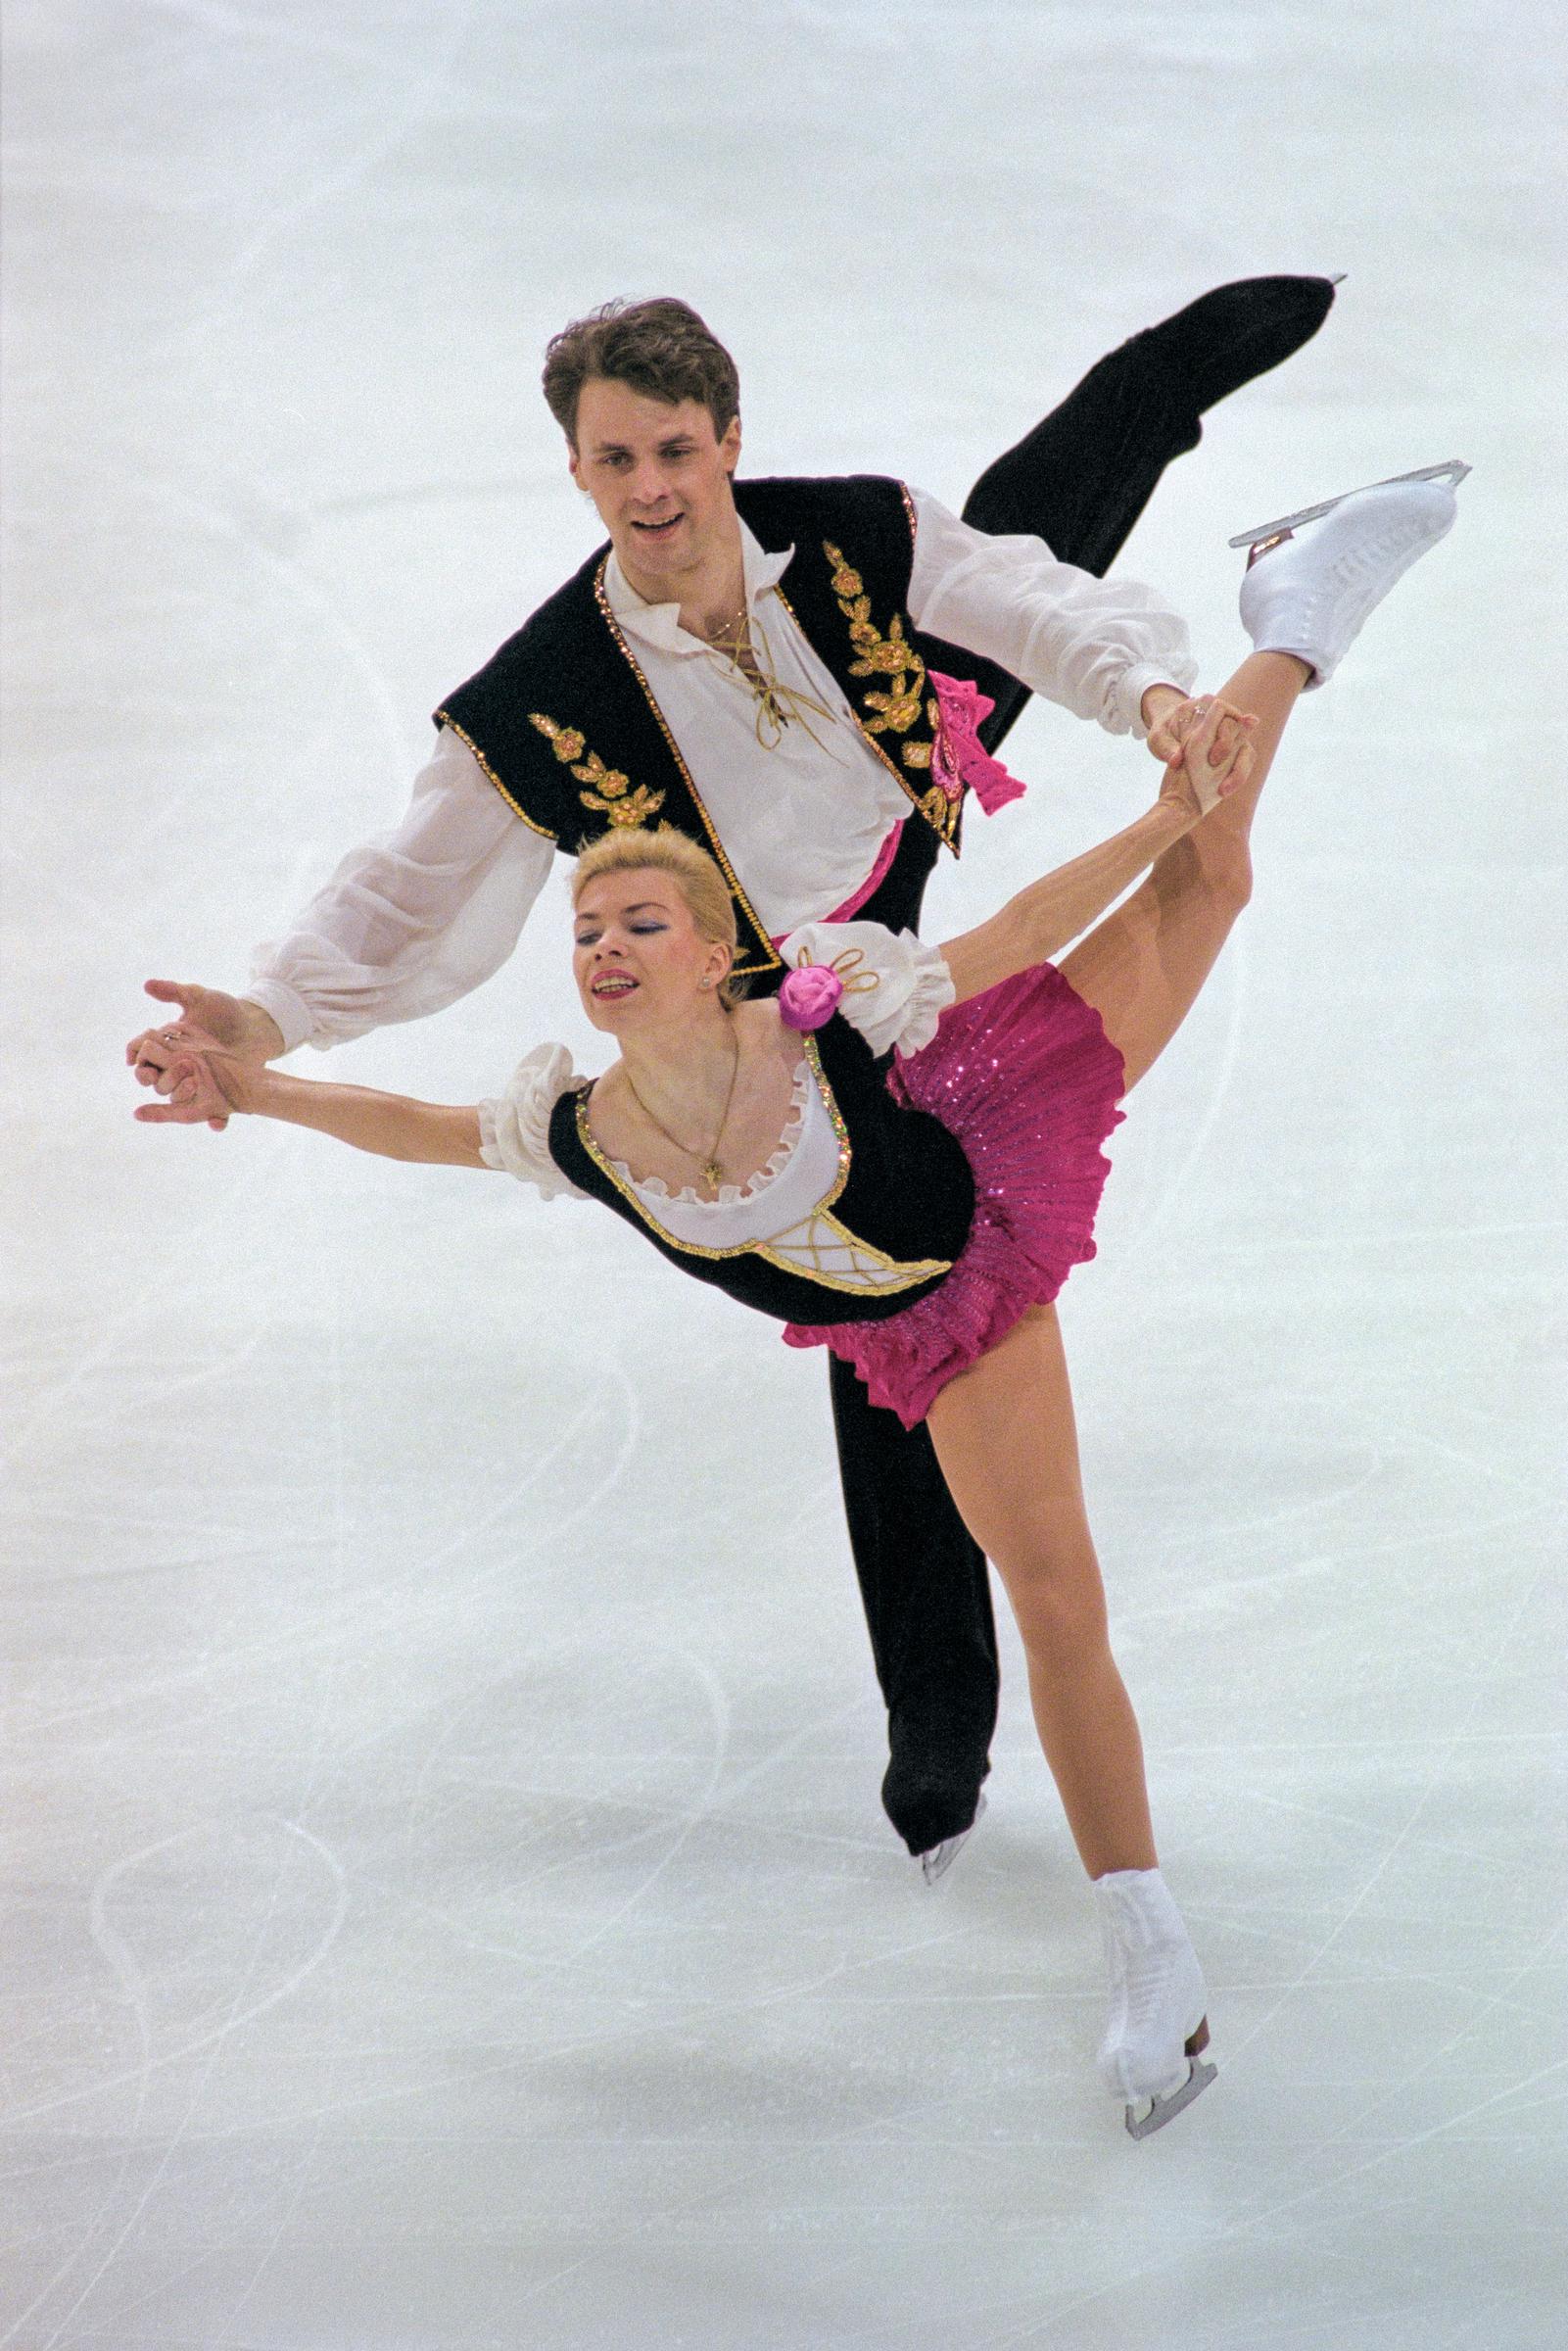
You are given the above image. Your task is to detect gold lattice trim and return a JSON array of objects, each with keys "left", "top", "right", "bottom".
[
  {"left": 753, "top": 1212, "right": 950, "bottom": 1293},
  {"left": 528, "top": 711, "right": 666, "bottom": 830}
]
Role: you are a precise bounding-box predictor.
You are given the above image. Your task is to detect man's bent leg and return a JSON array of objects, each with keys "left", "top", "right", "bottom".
[
  {"left": 963, "top": 275, "right": 1337, "bottom": 750},
  {"left": 830, "top": 1355, "right": 999, "bottom": 1853}
]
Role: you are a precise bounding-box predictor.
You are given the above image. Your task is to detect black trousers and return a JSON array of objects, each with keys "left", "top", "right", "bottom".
[{"left": 831, "top": 297, "right": 1299, "bottom": 1853}]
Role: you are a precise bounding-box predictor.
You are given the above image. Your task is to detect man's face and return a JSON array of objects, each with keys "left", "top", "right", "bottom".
[{"left": 569, "top": 378, "right": 741, "bottom": 592}]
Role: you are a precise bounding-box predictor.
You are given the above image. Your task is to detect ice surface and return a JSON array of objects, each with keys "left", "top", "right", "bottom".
[{"left": 2, "top": 2, "right": 1564, "bottom": 2345}]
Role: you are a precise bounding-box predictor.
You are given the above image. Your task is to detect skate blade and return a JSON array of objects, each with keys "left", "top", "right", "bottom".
[
  {"left": 919, "top": 1791, "right": 986, "bottom": 1886},
  {"left": 1123, "top": 2053, "right": 1217, "bottom": 2140},
  {"left": 1123, "top": 2022, "right": 1222, "bottom": 2153},
  {"left": 1227, "top": 459, "right": 1471, "bottom": 550}
]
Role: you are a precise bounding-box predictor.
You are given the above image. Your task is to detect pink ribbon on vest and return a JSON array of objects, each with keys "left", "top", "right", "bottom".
[{"left": 927, "top": 670, "right": 1027, "bottom": 814}]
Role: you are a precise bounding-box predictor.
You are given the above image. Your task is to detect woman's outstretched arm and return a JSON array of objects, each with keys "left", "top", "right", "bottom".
[
  {"left": 134, "top": 1048, "right": 489, "bottom": 1169},
  {"left": 939, "top": 697, "right": 1255, "bottom": 1004}
]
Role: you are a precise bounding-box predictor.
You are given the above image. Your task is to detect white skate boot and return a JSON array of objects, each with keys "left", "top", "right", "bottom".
[
  {"left": 1228, "top": 456, "right": 1468, "bottom": 551},
  {"left": 918, "top": 1791, "right": 986, "bottom": 1887},
  {"left": 1093, "top": 1867, "right": 1216, "bottom": 2139},
  {"left": 1237, "top": 467, "right": 1464, "bottom": 688}
]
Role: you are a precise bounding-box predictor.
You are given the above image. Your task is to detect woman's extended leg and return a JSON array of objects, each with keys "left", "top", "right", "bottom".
[
  {"left": 925, "top": 1302, "right": 1156, "bottom": 1878},
  {"left": 1060, "top": 649, "right": 1309, "bottom": 1090}
]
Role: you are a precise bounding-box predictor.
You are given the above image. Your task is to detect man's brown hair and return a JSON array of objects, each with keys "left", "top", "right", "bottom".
[{"left": 542, "top": 298, "right": 741, "bottom": 448}]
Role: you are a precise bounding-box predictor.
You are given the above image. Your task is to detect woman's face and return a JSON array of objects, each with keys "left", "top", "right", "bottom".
[{"left": 572, "top": 868, "right": 729, "bottom": 1033}]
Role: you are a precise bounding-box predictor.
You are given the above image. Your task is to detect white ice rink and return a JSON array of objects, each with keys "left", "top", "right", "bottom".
[{"left": 3, "top": 3, "right": 1564, "bottom": 2345}]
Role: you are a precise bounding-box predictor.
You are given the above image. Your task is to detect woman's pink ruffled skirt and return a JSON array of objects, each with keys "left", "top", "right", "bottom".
[{"left": 782, "top": 962, "right": 1125, "bottom": 1428}]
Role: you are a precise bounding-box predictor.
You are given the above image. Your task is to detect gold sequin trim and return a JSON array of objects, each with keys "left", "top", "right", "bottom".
[
  {"left": 433, "top": 710, "right": 557, "bottom": 840},
  {"left": 528, "top": 710, "right": 667, "bottom": 830},
  {"left": 572, "top": 1034, "right": 950, "bottom": 1294},
  {"left": 592, "top": 558, "right": 782, "bottom": 979}
]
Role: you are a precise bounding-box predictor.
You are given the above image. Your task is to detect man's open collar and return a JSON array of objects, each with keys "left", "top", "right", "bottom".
[{"left": 603, "top": 517, "right": 795, "bottom": 656}]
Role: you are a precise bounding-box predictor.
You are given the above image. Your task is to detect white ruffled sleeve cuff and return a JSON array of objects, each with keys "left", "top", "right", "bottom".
[
  {"left": 477, "top": 1042, "right": 590, "bottom": 1198},
  {"left": 779, "top": 921, "right": 956, "bottom": 1058}
]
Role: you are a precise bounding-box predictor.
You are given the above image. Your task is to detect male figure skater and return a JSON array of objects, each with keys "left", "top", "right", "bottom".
[{"left": 129, "top": 279, "right": 1335, "bottom": 1868}]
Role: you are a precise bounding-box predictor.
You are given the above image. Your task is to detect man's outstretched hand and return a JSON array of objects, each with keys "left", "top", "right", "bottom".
[{"left": 127, "top": 982, "right": 284, "bottom": 1129}]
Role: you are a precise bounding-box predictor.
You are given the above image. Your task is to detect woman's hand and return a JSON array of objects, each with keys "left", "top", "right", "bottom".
[
  {"left": 127, "top": 982, "right": 283, "bottom": 1130},
  {"left": 1141, "top": 687, "right": 1259, "bottom": 816},
  {"left": 131, "top": 1035, "right": 258, "bottom": 1126}
]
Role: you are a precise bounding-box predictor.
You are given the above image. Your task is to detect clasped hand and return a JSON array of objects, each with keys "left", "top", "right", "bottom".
[
  {"left": 127, "top": 981, "right": 271, "bottom": 1127},
  {"left": 1142, "top": 688, "right": 1259, "bottom": 815}
]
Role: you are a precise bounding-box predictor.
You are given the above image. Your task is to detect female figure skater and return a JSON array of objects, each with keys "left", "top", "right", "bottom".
[{"left": 134, "top": 474, "right": 1461, "bottom": 2135}]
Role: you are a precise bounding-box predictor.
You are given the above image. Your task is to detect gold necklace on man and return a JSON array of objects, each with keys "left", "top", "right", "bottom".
[
  {"left": 701, "top": 598, "right": 759, "bottom": 684},
  {"left": 622, "top": 1020, "right": 741, "bottom": 1195}
]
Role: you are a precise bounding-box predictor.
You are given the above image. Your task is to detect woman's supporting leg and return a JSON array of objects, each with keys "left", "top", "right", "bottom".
[
  {"left": 926, "top": 1303, "right": 1157, "bottom": 1879},
  {"left": 1060, "top": 649, "right": 1310, "bottom": 1091},
  {"left": 927, "top": 1307, "right": 1215, "bottom": 2127}
]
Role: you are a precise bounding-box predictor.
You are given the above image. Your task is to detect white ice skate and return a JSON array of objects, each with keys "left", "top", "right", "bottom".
[
  {"left": 1093, "top": 1867, "right": 1216, "bottom": 2139},
  {"left": 1227, "top": 458, "right": 1469, "bottom": 551},
  {"left": 1235, "top": 466, "right": 1465, "bottom": 689},
  {"left": 918, "top": 1791, "right": 986, "bottom": 1887}
]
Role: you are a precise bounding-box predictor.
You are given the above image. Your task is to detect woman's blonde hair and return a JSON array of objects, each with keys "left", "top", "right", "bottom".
[{"left": 572, "top": 826, "right": 746, "bottom": 1008}]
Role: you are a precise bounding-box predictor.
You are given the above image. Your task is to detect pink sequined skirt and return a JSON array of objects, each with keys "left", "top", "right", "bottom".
[{"left": 782, "top": 962, "right": 1125, "bottom": 1428}]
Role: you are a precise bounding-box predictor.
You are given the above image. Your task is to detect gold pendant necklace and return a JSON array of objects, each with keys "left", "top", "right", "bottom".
[{"left": 623, "top": 1025, "right": 741, "bottom": 1194}]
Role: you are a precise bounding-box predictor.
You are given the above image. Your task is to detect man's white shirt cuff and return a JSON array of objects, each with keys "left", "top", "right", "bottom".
[
  {"left": 1118, "top": 665, "right": 1195, "bottom": 742},
  {"left": 241, "top": 979, "right": 315, "bottom": 1055}
]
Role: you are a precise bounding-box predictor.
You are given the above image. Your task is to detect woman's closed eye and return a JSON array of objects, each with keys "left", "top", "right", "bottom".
[{"left": 575, "top": 921, "right": 668, "bottom": 945}]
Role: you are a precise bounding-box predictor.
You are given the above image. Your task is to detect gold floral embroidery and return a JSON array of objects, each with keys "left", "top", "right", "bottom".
[
  {"left": 819, "top": 542, "right": 957, "bottom": 844},
  {"left": 825, "top": 542, "right": 927, "bottom": 739},
  {"left": 529, "top": 710, "right": 666, "bottom": 830}
]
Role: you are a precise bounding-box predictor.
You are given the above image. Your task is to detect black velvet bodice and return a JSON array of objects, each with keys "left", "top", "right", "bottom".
[{"left": 545, "top": 1009, "right": 974, "bottom": 1329}]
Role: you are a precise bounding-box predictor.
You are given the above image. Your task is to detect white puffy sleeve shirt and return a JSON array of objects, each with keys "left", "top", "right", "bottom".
[{"left": 245, "top": 491, "right": 1193, "bottom": 1054}]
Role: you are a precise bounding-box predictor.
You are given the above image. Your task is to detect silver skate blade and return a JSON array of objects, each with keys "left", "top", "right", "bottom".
[
  {"left": 919, "top": 1791, "right": 986, "bottom": 1886},
  {"left": 1227, "top": 459, "right": 1470, "bottom": 549},
  {"left": 1123, "top": 2053, "right": 1217, "bottom": 2139}
]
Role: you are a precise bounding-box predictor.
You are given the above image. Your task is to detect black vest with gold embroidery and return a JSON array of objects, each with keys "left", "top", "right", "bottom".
[
  {"left": 544, "top": 1008, "right": 975, "bottom": 1329},
  {"left": 434, "top": 475, "right": 1021, "bottom": 984}
]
